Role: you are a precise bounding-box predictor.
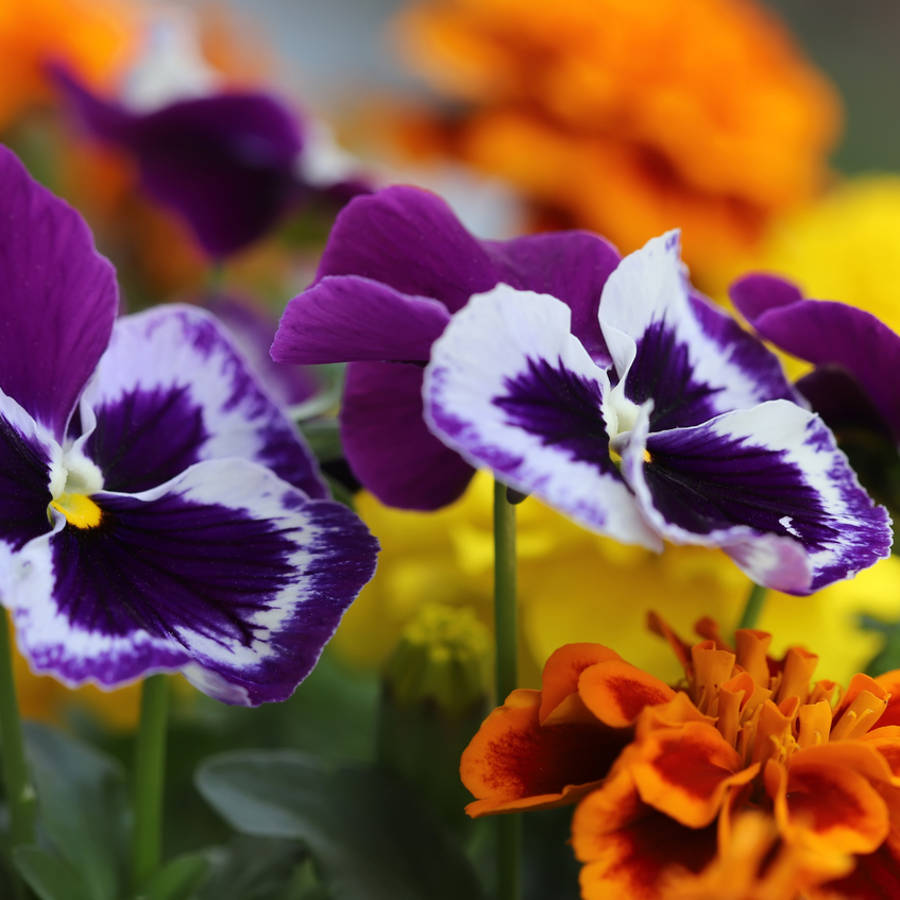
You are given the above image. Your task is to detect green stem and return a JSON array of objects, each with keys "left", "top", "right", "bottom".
[
  {"left": 131, "top": 675, "right": 168, "bottom": 892},
  {"left": 736, "top": 582, "right": 768, "bottom": 631},
  {"left": 493, "top": 481, "right": 520, "bottom": 900},
  {"left": 0, "top": 609, "right": 35, "bottom": 899}
]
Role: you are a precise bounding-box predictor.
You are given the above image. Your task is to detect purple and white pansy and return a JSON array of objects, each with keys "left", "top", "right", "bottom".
[
  {"left": 271, "top": 184, "right": 622, "bottom": 510},
  {"left": 0, "top": 145, "right": 378, "bottom": 705},
  {"left": 422, "top": 231, "right": 891, "bottom": 594}
]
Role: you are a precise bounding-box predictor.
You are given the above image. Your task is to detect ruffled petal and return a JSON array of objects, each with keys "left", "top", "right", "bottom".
[
  {"left": 424, "top": 285, "right": 659, "bottom": 547},
  {"left": 314, "top": 185, "right": 498, "bottom": 313},
  {"left": 271, "top": 275, "right": 450, "bottom": 365},
  {"left": 629, "top": 722, "right": 758, "bottom": 827},
  {"left": 460, "top": 689, "right": 624, "bottom": 816},
  {"left": 577, "top": 658, "right": 676, "bottom": 728},
  {"left": 8, "top": 459, "right": 377, "bottom": 705},
  {"left": 79, "top": 305, "right": 325, "bottom": 497},
  {"left": 600, "top": 232, "right": 794, "bottom": 430},
  {"left": 341, "top": 361, "right": 474, "bottom": 509},
  {"left": 485, "top": 230, "right": 620, "bottom": 363},
  {"left": 766, "top": 755, "right": 889, "bottom": 855},
  {"left": 538, "top": 643, "right": 622, "bottom": 724},
  {"left": 621, "top": 400, "right": 891, "bottom": 592},
  {"left": 0, "top": 146, "right": 117, "bottom": 440}
]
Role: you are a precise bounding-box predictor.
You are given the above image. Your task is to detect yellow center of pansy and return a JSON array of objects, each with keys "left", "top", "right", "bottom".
[{"left": 49, "top": 492, "right": 102, "bottom": 529}]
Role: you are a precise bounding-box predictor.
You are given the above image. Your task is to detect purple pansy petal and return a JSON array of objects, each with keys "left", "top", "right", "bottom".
[
  {"left": 79, "top": 305, "right": 326, "bottom": 497},
  {"left": 204, "top": 295, "right": 320, "bottom": 408},
  {"left": 0, "top": 391, "right": 61, "bottom": 552},
  {"left": 795, "top": 367, "right": 893, "bottom": 440},
  {"left": 341, "top": 361, "right": 474, "bottom": 510},
  {"left": 729, "top": 272, "right": 805, "bottom": 324},
  {"left": 55, "top": 68, "right": 305, "bottom": 257},
  {"left": 10, "top": 459, "right": 378, "bottom": 704},
  {"left": 314, "top": 186, "right": 498, "bottom": 313},
  {"left": 600, "top": 232, "right": 794, "bottom": 430},
  {"left": 0, "top": 146, "right": 117, "bottom": 440},
  {"left": 739, "top": 296, "right": 900, "bottom": 445},
  {"left": 485, "top": 231, "right": 620, "bottom": 364},
  {"left": 272, "top": 275, "right": 451, "bottom": 365},
  {"left": 619, "top": 400, "right": 892, "bottom": 593},
  {"left": 423, "top": 285, "right": 660, "bottom": 547}
]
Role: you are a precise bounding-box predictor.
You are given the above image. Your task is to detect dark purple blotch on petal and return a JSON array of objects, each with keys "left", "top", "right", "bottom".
[
  {"left": 623, "top": 321, "right": 725, "bottom": 430},
  {"left": 84, "top": 386, "right": 208, "bottom": 493},
  {"left": 0, "top": 414, "right": 54, "bottom": 550},
  {"left": 642, "top": 427, "right": 833, "bottom": 547},
  {"left": 494, "top": 356, "right": 617, "bottom": 473}
]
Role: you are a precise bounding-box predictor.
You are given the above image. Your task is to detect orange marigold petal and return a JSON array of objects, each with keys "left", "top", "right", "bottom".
[
  {"left": 461, "top": 688, "right": 624, "bottom": 816},
  {"left": 630, "top": 722, "right": 759, "bottom": 828},
  {"left": 578, "top": 810, "right": 716, "bottom": 900},
  {"left": 773, "top": 757, "right": 890, "bottom": 855},
  {"left": 538, "top": 642, "right": 621, "bottom": 723},
  {"left": 872, "top": 670, "right": 900, "bottom": 729},
  {"left": 578, "top": 659, "right": 676, "bottom": 728}
]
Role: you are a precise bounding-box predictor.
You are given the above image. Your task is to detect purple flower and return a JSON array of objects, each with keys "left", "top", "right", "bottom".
[
  {"left": 49, "top": 54, "right": 369, "bottom": 258},
  {"left": 421, "top": 231, "right": 891, "bottom": 594},
  {"left": 271, "top": 185, "right": 622, "bottom": 510},
  {"left": 730, "top": 273, "right": 900, "bottom": 448},
  {"left": 0, "top": 145, "right": 378, "bottom": 705}
]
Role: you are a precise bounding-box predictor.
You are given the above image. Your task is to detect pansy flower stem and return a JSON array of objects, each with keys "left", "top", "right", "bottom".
[
  {"left": 0, "top": 609, "right": 35, "bottom": 898},
  {"left": 493, "top": 480, "right": 520, "bottom": 900},
  {"left": 736, "top": 582, "right": 768, "bottom": 631},
  {"left": 131, "top": 674, "right": 168, "bottom": 892}
]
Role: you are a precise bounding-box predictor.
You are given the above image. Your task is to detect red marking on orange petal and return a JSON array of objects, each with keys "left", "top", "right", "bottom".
[
  {"left": 578, "top": 659, "right": 676, "bottom": 728},
  {"left": 539, "top": 643, "right": 621, "bottom": 724},
  {"left": 577, "top": 808, "right": 716, "bottom": 900},
  {"left": 630, "top": 722, "right": 758, "bottom": 828},
  {"left": 780, "top": 761, "right": 889, "bottom": 854},
  {"left": 460, "top": 688, "right": 625, "bottom": 817},
  {"left": 822, "top": 843, "right": 900, "bottom": 899}
]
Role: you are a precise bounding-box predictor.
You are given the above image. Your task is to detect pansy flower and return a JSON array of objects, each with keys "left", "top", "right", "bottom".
[
  {"left": 0, "top": 145, "right": 378, "bottom": 705},
  {"left": 49, "top": 15, "right": 369, "bottom": 258},
  {"left": 463, "top": 616, "right": 900, "bottom": 899},
  {"left": 271, "top": 184, "right": 623, "bottom": 510},
  {"left": 422, "top": 230, "right": 891, "bottom": 593}
]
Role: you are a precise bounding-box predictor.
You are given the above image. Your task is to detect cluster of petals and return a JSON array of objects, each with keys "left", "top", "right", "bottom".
[
  {"left": 395, "top": 0, "right": 840, "bottom": 273},
  {"left": 50, "top": 15, "right": 368, "bottom": 258},
  {"left": 461, "top": 616, "right": 900, "bottom": 898},
  {"left": 0, "top": 144, "right": 378, "bottom": 705},
  {"left": 274, "top": 184, "right": 890, "bottom": 594}
]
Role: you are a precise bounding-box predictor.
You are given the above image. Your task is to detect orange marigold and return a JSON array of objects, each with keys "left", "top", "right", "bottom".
[
  {"left": 395, "top": 0, "right": 840, "bottom": 283},
  {"left": 462, "top": 615, "right": 900, "bottom": 899}
]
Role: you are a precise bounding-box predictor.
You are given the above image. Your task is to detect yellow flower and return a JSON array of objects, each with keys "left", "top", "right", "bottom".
[
  {"left": 332, "top": 472, "right": 900, "bottom": 687},
  {"left": 393, "top": 0, "right": 840, "bottom": 283}
]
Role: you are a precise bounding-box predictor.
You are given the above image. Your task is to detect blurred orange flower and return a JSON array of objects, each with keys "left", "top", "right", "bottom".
[
  {"left": 463, "top": 616, "right": 900, "bottom": 898},
  {"left": 396, "top": 0, "right": 840, "bottom": 284},
  {"left": 0, "top": 0, "right": 137, "bottom": 131}
]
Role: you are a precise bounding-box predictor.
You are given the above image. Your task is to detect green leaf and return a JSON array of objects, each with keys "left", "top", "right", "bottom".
[
  {"left": 140, "top": 851, "right": 210, "bottom": 900},
  {"left": 197, "top": 836, "right": 310, "bottom": 900},
  {"left": 196, "top": 752, "right": 485, "bottom": 900},
  {"left": 13, "top": 845, "right": 92, "bottom": 900},
  {"left": 24, "top": 722, "right": 128, "bottom": 900}
]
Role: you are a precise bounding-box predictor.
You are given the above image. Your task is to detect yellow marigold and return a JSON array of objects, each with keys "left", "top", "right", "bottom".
[
  {"left": 395, "top": 0, "right": 840, "bottom": 281},
  {"left": 331, "top": 472, "right": 900, "bottom": 687},
  {"left": 461, "top": 618, "right": 900, "bottom": 898},
  {"left": 0, "top": 0, "right": 137, "bottom": 131}
]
